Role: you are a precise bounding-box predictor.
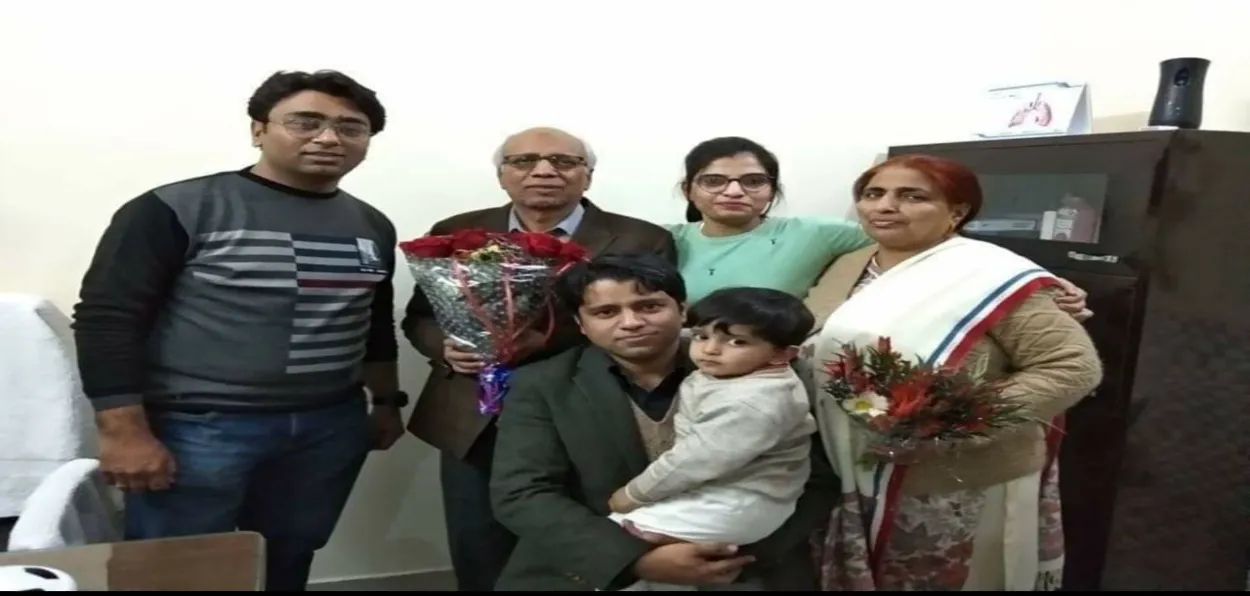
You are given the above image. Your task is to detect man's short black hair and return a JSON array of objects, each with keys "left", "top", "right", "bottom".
[
  {"left": 557, "top": 252, "right": 686, "bottom": 311},
  {"left": 686, "top": 286, "right": 815, "bottom": 347},
  {"left": 247, "top": 70, "right": 387, "bottom": 134}
]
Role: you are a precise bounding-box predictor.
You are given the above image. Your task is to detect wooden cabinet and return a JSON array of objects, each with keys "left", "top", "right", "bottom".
[{"left": 889, "top": 131, "right": 1250, "bottom": 591}]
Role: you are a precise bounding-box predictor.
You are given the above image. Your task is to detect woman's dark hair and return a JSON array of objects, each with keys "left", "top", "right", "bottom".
[
  {"left": 680, "top": 136, "right": 783, "bottom": 222},
  {"left": 247, "top": 70, "right": 387, "bottom": 135}
]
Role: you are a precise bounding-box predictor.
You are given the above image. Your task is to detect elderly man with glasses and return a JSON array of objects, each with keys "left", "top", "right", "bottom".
[
  {"left": 402, "top": 126, "right": 676, "bottom": 591},
  {"left": 71, "top": 70, "right": 405, "bottom": 591}
]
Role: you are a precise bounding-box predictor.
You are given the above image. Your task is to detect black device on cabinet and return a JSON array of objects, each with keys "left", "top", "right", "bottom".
[{"left": 888, "top": 130, "right": 1250, "bottom": 591}]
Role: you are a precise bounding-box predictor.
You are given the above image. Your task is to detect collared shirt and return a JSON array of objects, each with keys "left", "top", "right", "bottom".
[
  {"left": 508, "top": 200, "right": 586, "bottom": 238},
  {"left": 606, "top": 347, "right": 693, "bottom": 422}
]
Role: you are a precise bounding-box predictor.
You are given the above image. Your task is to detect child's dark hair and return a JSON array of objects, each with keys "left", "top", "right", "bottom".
[{"left": 686, "top": 287, "right": 815, "bottom": 347}]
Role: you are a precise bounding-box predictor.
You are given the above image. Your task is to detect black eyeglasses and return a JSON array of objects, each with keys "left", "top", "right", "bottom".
[
  {"left": 274, "top": 115, "right": 371, "bottom": 141},
  {"left": 502, "top": 153, "right": 588, "bottom": 172},
  {"left": 696, "top": 173, "right": 772, "bottom": 193}
]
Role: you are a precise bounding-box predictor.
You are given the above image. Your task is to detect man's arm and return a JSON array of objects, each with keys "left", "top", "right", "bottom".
[
  {"left": 739, "top": 433, "right": 839, "bottom": 566},
  {"left": 362, "top": 239, "right": 406, "bottom": 449},
  {"left": 362, "top": 276, "right": 400, "bottom": 394},
  {"left": 71, "top": 192, "right": 188, "bottom": 414},
  {"left": 490, "top": 374, "right": 651, "bottom": 590},
  {"left": 363, "top": 226, "right": 401, "bottom": 396}
]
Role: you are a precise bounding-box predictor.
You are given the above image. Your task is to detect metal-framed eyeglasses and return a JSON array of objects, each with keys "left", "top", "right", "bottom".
[
  {"left": 501, "top": 153, "right": 588, "bottom": 172},
  {"left": 274, "top": 114, "right": 372, "bottom": 142},
  {"left": 695, "top": 173, "right": 772, "bottom": 193}
]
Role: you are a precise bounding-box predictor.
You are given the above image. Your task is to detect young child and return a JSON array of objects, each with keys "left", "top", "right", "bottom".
[{"left": 607, "top": 287, "right": 818, "bottom": 589}]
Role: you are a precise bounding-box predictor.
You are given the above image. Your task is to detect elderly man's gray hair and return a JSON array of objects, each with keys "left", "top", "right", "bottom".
[{"left": 491, "top": 127, "right": 598, "bottom": 170}]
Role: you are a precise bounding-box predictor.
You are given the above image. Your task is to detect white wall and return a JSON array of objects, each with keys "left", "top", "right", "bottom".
[{"left": 2, "top": 0, "right": 1248, "bottom": 583}]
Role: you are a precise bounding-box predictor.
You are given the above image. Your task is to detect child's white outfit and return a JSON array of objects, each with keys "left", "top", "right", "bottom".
[{"left": 610, "top": 366, "right": 816, "bottom": 591}]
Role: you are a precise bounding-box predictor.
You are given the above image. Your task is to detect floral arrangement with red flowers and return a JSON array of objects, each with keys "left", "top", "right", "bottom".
[
  {"left": 399, "top": 228, "right": 588, "bottom": 415},
  {"left": 822, "top": 337, "right": 1032, "bottom": 461}
]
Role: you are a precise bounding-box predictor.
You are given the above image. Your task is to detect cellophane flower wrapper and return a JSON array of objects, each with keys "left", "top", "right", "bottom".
[
  {"left": 408, "top": 258, "right": 556, "bottom": 361},
  {"left": 822, "top": 336, "right": 1041, "bottom": 479},
  {"left": 400, "top": 230, "right": 587, "bottom": 416}
]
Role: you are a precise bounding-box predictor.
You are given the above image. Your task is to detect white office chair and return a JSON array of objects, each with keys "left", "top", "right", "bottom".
[
  {"left": 0, "top": 293, "right": 99, "bottom": 520},
  {"left": 7, "top": 459, "right": 121, "bottom": 551}
]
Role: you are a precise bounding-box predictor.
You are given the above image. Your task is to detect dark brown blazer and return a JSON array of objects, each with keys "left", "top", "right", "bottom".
[{"left": 402, "top": 199, "right": 678, "bottom": 460}]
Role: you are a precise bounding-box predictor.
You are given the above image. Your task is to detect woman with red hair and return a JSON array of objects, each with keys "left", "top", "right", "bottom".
[{"left": 797, "top": 155, "right": 1104, "bottom": 590}]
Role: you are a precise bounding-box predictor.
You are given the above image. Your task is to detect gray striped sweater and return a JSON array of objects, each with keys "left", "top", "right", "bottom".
[{"left": 71, "top": 169, "right": 398, "bottom": 412}]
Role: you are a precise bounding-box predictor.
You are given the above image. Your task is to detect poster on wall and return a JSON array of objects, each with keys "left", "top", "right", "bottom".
[{"left": 973, "top": 81, "right": 1092, "bottom": 139}]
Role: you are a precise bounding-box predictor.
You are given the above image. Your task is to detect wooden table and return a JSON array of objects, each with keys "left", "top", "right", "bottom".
[{"left": 0, "top": 531, "right": 264, "bottom": 591}]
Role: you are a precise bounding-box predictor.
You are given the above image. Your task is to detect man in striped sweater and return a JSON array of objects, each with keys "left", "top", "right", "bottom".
[{"left": 70, "top": 70, "right": 405, "bottom": 591}]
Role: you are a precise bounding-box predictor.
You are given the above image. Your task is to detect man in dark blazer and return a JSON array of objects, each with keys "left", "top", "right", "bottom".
[
  {"left": 490, "top": 253, "right": 836, "bottom": 591},
  {"left": 402, "top": 127, "right": 676, "bottom": 591}
]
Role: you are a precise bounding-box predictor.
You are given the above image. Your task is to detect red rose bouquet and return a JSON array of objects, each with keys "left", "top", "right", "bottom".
[
  {"left": 399, "top": 228, "right": 588, "bottom": 415},
  {"left": 822, "top": 336, "right": 1033, "bottom": 461}
]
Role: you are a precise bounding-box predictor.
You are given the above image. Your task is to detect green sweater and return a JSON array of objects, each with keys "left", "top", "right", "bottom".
[{"left": 669, "top": 216, "right": 872, "bottom": 303}]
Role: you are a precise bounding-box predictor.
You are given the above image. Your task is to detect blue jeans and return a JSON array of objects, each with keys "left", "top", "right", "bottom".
[{"left": 124, "top": 399, "right": 372, "bottom": 591}]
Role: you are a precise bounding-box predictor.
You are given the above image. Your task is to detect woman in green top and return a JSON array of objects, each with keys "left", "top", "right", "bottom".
[
  {"left": 668, "top": 136, "right": 874, "bottom": 303},
  {"left": 668, "top": 137, "right": 1090, "bottom": 316}
]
